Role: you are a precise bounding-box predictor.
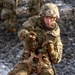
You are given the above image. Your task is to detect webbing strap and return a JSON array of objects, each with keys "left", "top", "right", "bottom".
[{"left": 23, "top": 52, "right": 44, "bottom": 74}]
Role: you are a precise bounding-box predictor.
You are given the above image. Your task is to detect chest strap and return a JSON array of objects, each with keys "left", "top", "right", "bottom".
[{"left": 23, "top": 52, "right": 45, "bottom": 74}]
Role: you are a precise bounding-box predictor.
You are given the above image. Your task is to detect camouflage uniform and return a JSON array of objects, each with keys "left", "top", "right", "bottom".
[
  {"left": 0, "top": 0, "right": 3, "bottom": 20},
  {"left": 28, "top": 0, "right": 43, "bottom": 17},
  {"left": 3, "top": 0, "right": 16, "bottom": 32},
  {"left": 8, "top": 3, "right": 63, "bottom": 75}
]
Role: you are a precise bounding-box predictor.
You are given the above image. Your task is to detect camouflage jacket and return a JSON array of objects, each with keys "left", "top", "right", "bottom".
[
  {"left": 28, "top": 0, "right": 43, "bottom": 16},
  {"left": 2, "top": 0, "right": 16, "bottom": 16},
  {"left": 18, "top": 16, "right": 63, "bottom": 64}
]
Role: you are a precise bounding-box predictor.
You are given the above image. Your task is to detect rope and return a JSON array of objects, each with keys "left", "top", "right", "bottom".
[{"left": 0, "top": 42, "right": 23, "bottom": 59}]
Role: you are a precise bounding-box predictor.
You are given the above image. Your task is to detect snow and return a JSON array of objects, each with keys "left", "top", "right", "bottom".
[{"left": 0, "top": 60, "right": 12, "bottom": 75}]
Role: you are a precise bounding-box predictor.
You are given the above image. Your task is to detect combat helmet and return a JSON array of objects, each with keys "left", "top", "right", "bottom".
[{"left": 39, "top": 3, "right": 60, "bottom": 18}]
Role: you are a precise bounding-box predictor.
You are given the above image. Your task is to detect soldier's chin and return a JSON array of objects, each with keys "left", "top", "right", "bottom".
[
  {"left": 46, "top": 24, "right": 53, "bottom": 28},
  {"left": 45, "top": 24, "right": 55, "bottom": 30}
]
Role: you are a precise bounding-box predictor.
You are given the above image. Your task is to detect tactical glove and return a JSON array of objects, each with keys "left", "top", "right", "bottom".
[{"left": 26, "top": 31, "right": 37, "bottom": 41}]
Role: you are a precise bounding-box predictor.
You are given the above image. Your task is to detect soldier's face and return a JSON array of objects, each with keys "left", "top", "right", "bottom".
[{"left": 43, "top": 16, "right": 56, "bottom": 28}]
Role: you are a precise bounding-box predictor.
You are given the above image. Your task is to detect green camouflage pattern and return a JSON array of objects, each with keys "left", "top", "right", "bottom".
[
  {"left": 28, "top": 0, "right": 42, "bottom": 17},
  {"left": 3, "top": 0, "right": 16, "bottom": 32},
  {"left": 8, "top": 63, "right": 29, "bottom": 75},
  {"left": 39, "top": 3, "right": 60, "bottom": 18},
  {"left": 8, "top": 15, "right": 63, "bottom": 75},
  {"left": 18, "top": 16, "right": 63, "bottom": 64},
  {"left": 8, "top": 3, "right": 63, "bottom": 75},
  {"left": 8, "top": 62, "right": 54, "bottom": 75}
]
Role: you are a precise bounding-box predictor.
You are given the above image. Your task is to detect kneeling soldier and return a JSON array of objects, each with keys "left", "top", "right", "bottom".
[{"left": 8, "top": 3, "right": 63, "bottom": 75}]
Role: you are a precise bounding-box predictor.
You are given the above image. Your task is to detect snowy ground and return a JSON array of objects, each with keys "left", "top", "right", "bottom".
[
  {"left": 0, "top": 60, "right": 12, "bottom": 75},
  {"left": 0, "top": 49, "right": 23, "bottom": 75}
]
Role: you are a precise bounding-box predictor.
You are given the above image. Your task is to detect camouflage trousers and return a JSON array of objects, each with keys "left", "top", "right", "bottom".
[{"left": 8, "top": 62, "right": 54, "bottom": 75}]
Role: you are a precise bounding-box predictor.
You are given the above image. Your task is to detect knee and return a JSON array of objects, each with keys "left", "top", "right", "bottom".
[{"left": 40, "top": 68, "right": 54, "bottom": 75}]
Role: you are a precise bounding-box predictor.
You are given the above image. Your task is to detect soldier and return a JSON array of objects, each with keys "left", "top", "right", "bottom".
[
  {"left": 3, "top": 0, "right": 16, "bottom": 32},
  {"left": 8, "top": 3, "right": 63, "bottom": 75}
]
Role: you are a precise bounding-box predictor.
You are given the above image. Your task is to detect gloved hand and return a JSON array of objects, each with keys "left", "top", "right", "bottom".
[
  {"left": 47, "top": 40, "right": 54, "bottom": 52},
  {"left": 18, "top": 29, "right": 28, "bottom": 40},
  {"left": 42, "top": 40, "right": 54, "bottom": 52},
  {"left": 26, "top": 31, "right": 37, "bottom": 41}
]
